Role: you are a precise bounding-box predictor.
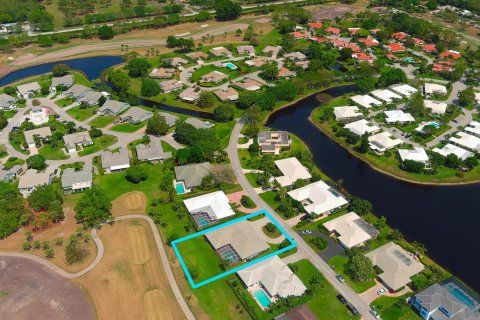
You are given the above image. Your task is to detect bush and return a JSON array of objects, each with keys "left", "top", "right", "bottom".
[
  {"left": 125, "top": 165, "right": 148, "bottom": 184},
  {"left": 309, "top": 236, "right": 328, "bottom": 251},
  {"left": 26, "top": 154, "right": 47, "bottom": 170},
  {"left": 241, "top": 195, "right": 256, "bottom": 208}
]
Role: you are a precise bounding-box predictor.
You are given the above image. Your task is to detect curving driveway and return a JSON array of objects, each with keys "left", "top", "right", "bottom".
[{"left": 0, "top": 215, "right": 195, "bottom": 320}]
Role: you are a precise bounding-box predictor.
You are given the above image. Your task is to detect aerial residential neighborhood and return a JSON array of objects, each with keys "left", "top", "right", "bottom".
[{"left": 0, "top": 0, "right": 479, "bottom": 320}]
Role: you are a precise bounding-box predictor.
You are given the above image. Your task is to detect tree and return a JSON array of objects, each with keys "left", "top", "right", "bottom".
[
  {"left": 445, "top": 153, "right": 462, "bottom": 169},
  {"left": 408, "top": 93, "right": 425, "bottom": 117},
  {"left": 146, "top": 113, "right": 169, "bottom": 135},
  {"left": 97, "top": 25, "right": 115, "bottom": 40},
  {"left": 89, "top": 126, "right": 103, "bottom": 138},
  {"left": 349, "top": 196, "right": 373, "bottom": 215},
  {"left": 0, "top": 182, "right": 25, "bottom": 239},
  {"left": 379, "top": 67, "right": 407, "bottom": 86},
  {"left": 260, "top": 61, "right": 279, "bottom": 81},
  {"left": 126, "top": 165, "right": 148, "bottom": 184},
  {"left": 345, "top": 250, "right": 374, "bottom": 282},
  {"left": 215, "top": 0, "right": 242, "bottom": 21},
  {"left": 273, "top": 81, "right": 297, "bottom": 102},
  {"left": 403, "top": 160, "right": 425, "bottom": 173},
  {"left": 256, "top": 92, "right": 276, "bottom": 111},
  {"left": 426, "top": 0, "right": 438, "bottom": 10},
  {"left": 358, "top": 133, "right": 369, "bottom": 154},
  {"left": 458, "top": 88, "right": 475, "bottom": 107},
  {"left": 213, "top": 104, "right": 234, "bottom": 122},
  {"left": 74, "top": 186, "right": 112, "bottom": 228},
  {"left": 389, "top": 229, "right": 404, "bottom": 241},
  {"left": 195, "top": 11, "right": 211, "bottom": 22},
  {"left": 65, "top": 235, "right": 88, "bottom": 265},
  {"left": 196, "top": 91, "right": 216, "bottom": 109},
  {"left": 237, "top": 92, "right": 257, "bottom": 109},
  {"left": 141, "top": 78, "right": 160, "bottom": 97},
  {"left": 52, "top": 64, "right": 70, "bottom": 77},
  {"left": 127, "top": 58, "right": 150, "bottom": 78},
  {"left": 108, "top": 69, "right": 131, "bottom": 93},
  {"left": 355, "top": 77, "right": 376, "bottom": 93},
  {"left": 465, "top": 156, "right": 478, "bottom": 169},
  {"left": 26, "top": 154, "right": 47, "bottom": 170},
  {"left": 28, "top": 184, "right": 59, "bottom": 212}
]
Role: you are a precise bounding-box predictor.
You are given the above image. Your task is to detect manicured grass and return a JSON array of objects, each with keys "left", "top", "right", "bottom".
[
  {"left": 175, "top": 235, "right": 223, "bottom": 283},
  {"left": 261, "top": 225, "right": 282, "bottom": 238},
  {"left": 2, "top": 157, "right": 25, "bottom": 170},
  {"left": 245, "top": 173, "right": 260, "bottom": 187},
  {"left": 38, "top": 144, "right": 69, "bottom": 160},
  {"left": 161, "top": 141, "right": 177, "bottom": 155},
  {"left": 55, "top": 97, "right": 76, "bottom": 107},
  {"left": 260, "top": 191, "right": 299, "bottom": 220},
  {"left": 66, "top": 106, "right": 98, "bottom": 121},
  {"left": 0, "top": 291, "right": 7, "bottom": 298},
  {"left": 110, "top": 122, "right": 145, "bottom": 133},
  {"left": 257, "top": 29, "right": 282, "bottom": 51},
  {"left": 4, "top": 110, "right": 17, "bottom": 118},
  {"left": 292, "top": 259, "right": 359, "bottom": 320},
  {"left": 88, "top": 115, "right": 116, "bottom": 128},
  {"left": 371, "top": 295, "right": 421, "bottom": 320},
  {"left": 329, "top": 255, "right": 376, "bottom": 293},
  {"left": 214, "top": 121, "right": 235, "bottom": 149},
  {"left": 77, "top": 134, "right": 117, "bottom": 156}
]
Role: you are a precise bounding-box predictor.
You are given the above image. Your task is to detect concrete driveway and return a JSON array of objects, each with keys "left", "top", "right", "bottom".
[{"left": 298, "top": 231, "right": 345, "bottom": 262}]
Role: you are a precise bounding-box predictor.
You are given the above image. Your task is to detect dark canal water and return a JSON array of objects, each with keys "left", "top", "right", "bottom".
[
  {"left": 266, "top": 85, "right": 480, "bottom": 293},
  {"left": 1, "top": 57, "right": 478, "bottom": 292}
]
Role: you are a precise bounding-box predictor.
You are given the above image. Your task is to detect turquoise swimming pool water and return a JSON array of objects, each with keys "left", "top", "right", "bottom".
[
  {"left": 254, "top": 290, "right": 271, "bottom": 308},
  {"left": 430, "top": 122, "right": 440, "bottom": 129},
  {"left": 445, "top": 283, "right": 476, "bottom": 308},
  {"left": 175, "top": 183, "right": 186, "bottom": 194},
  {"left": 225, "top": 62, "right": 237, "bottom": 70}
]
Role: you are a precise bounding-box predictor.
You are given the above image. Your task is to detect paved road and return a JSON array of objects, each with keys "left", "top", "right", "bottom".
[
  {"left": 227, "top": 120, "right": 375, "bottom": 319},
  {"left": 13, "top": 23, "right": 250, "bottom": 67},
  {"left": 0, "top": 214, "right": 195, "bottom": 320}
]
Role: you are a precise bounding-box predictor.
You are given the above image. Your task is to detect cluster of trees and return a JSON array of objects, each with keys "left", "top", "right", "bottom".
[
  {"left": 237, "top": 80, "right": 302, "bottom": 112},
  {"left": 65, "top": 233, "right": 90, "bottom": 265},
  {"left": 345, "top": 248, "right": 374, "bottom": 283},
  {"left": 146, "top": 113, "right": 169, "bottom": 135},
  {"left": 0, "top": 0, "right": 55, "bottom": 31},
  {"left": 0, "top": 182, "right": 25, "bottom": 238},
  {"left": 74, "top": 186, "right": 112, "bottom": 228},
  {"left": 26, "top": 184, "right": 65, "bottom": 230},
  {"left": 174, "top": 122, "right": 224, "bottom": 164},
  {"left": 214, "top": 0, "right": 242, "bottom": 21},
  {"left": 166, "top": 36, "right": 195, "bottom": 52}
]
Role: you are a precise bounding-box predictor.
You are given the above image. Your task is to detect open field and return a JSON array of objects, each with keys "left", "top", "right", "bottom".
[
  {"left": 75, "top": 219, "right": 185, "bottom": 320},
  {"left": 0, "top": 256, "right": 95, "bottom": 320},
  {"left": 0, "top": 208, "right": 96, "bottom": 273},
  {"left": 111, "top": 191, "right": 148, "bottom": 216}
]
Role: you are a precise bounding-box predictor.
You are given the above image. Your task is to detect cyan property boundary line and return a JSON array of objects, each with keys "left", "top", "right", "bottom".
[{"left": 172, "top": 209, "right": 296, "bottom": 289}]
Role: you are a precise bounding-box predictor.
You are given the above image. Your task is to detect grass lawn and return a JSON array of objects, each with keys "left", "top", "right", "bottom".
[
  {"left": 0, "top": 291, "right": 7, "bottom": 298},
  {"left": 292, "top": 259, "right": 359, "bottom": 320},
  {"left": 214, "top": 121, "right": 235, "bottom": 149},
  {"left": 329, "top": 255, "right": 376, "bottom": 293},
  {"left": 245, "top": 173, "right": 260, "bottom": 187},
  {"left": 261, "top": 225, "right": 282, "bottom": 238},
  {"left": 111, "top": 122, "right": 145, "bottom": 133},
  {"left": 260, "top": 191, "right": 299, "bottom": 220},
  {"left": 175, "top": 235, "right": 223, "bottom": 283},
  {"left": 257, "top": 29, "right": 282, "bottom": 51},
  {"left": 161, "top": 141, "right": 177, "bottom": 155},
  {"left": 4, "top": 110, "right": 17, "bottom": 119},
  {"left": 55, "top": 97, "right": 76, "bottom": 107},
  {"left": 66, "top": 106, "right": 98, "bottom": 121},
  {"left": 371, "top": 295, "right": 421, "bottom": 320},
  {"left": 88, "top": 115, "right": 116, "bottom": 128},
  {"left": 38, "top": 144, "right": 69, "bottom": 160},
  {"left": 77, "top": 135, "right": 117, "bottom": 156},
  {"left": 2, "top": 157, "right": 25, "bottom": 170}
]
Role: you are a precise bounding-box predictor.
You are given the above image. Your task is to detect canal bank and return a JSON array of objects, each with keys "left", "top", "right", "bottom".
[{"left": 266, "top": 88, "right": 480, "bottom": 293}]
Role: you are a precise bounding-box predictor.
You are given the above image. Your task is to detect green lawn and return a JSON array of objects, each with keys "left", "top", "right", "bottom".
[
  {"left": 214, "top": 121, "right": 235, "bottom": 149},
  {"left": 2, "top": 157, "right": 25, "bottom": 170},
  {"left": 260, "top": 191, "right": 299, "bottom": 220},
  {"left": 66, "top": 106, "right": 98, "bottom": 121},
  {"left": 0, "top": 291, "right": 7, "bottom": 298},
  {"left": 110, "top": 122, "right": 145, "bottom": 133},
  {"left": 88, "top": 115, "right": 116, "bottom": 128},
  {"left": 175, "top": 235, "right": 223, "bottom": 283},
  {"left": 4, "top": 110, "right": 17, "bottom": 119},
  {"left": 245, "top": 173, "right": 260, "bottom": 187},
  {"left": 38, "top": 144, "right": 69, "bottom": 160},
  {"left": 161, "top": 141, "right": 177, "bottom": 155},
  {"left": 292, "top": 259, "right": 359, "bottom": 320},
  {"left": 77, "top": 135, "right": 117, "bottom": 156},
  {"left": 190, "top": 65, "right": 244, "bottom": 85},
  {"left": 370, "top": 295, "right": 421, "bottom": 320},
  {"left": 55, "top": 97, "right": 76, "bottom": 107},
  {"left": 329, "top": 255, "right": 376, "bottom": 293},
  {"left": 261, "top": 225, "right": 282, "bottom": 238}
]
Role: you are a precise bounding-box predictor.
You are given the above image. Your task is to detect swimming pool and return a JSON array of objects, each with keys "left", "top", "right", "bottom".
[
  {"left": 404, "top": 57, "right": 415, "bottom": 62},
  {"left": 445, "top": 283, "right": 476, "bottom": 308},
  {"left": 225, "top": 62, "right": 237, "bottom": 70},
  {"left": 253, "top": 290, "right": 271, "bottom": 308},
  {"left": 430, "top": 122, "right": 440, "bottom": 129},
  {"left": 175, "top": 182, "right": 186, "bottom": 195}
]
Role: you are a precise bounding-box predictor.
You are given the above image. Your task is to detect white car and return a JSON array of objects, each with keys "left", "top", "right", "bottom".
[
  {"left": 370, "top": 309, "right": 381, "bottom": 319},
  {"left": 377, "top": 288, "right": 386, "bottom": 295}
]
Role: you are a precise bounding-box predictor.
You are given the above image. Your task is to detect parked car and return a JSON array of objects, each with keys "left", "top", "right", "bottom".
[
  {"left": 347, "top": 303, "right": 359, "bottom": 315},
  {"left": 370, "top": 309, "right": 381, "bottom": 319},
  {"left": 337, "top": 294, "right": 347, "bottom": 304},
  {"left": 377, "top": 288, "right": 386, "bottom": 295},
  {"left": 336, "top": 274, "right": 345, "bottom": 283},
  {"left": 301, "top": 230, "right": 312, "bottom": 235}
]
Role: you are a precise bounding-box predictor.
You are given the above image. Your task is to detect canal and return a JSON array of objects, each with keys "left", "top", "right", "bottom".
[{"left": 266, "top": 86, "right": 480, "bottom": 293}]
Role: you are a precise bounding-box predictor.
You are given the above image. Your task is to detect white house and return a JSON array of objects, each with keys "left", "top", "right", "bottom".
[
  {"left": 28, "top": 106, "right": 50, "bottom": 126},
  {"left": 61, "top": 164, "right": 93, "bottom": 193},
  {"left": 398, "top": 147, "right": 429, "bottom": 164},
  {"left": 101, "top": 148, "right": 130, "bottom": 174},
  {"left": 0, "top": 93, "right": 17, "bottom": 110},
  {"left": 424, "top": 83, "right": 447, "bottom": 96},
  {"left": 384, "top": 110, "right": 415, "bottom": 124},
  {"left": 464, "top": 121, "right": 480, "bottom": 138},
  {"left": 323, "top": 212, "right": 379, "bottom": 249},
  {"left": 237, "top": 256, "right": 306, "bottom": 303},
  {"left": 345, "top": 119, "right": 380, "bottom": 136},
  {"left": 287, "top": 180, "right": 348, "bottom": 216},
  {"left": 389, "top": 84, "right": 418, "bottom": 97},
  {"left": 370, "top": 89, "right": 402, "bottom": 103},
  {"left": 424, "top": 100, "right": 447, "bottom": 115},
  {"left": 183, "top": 191, "right": 235, "bottom": 227},
  {"left": 18, "top": 168, "right": 55, "bottom": 198},
  {"left": 333, "top": 106, "right": 363, "bottom": 123},
  {"left": 63, "top": 132, "right": 94, "bottom": 154},
  {"left": 16, "top": 82, "right": 41, "bottom": 99},
  {"left": 274, "top": 157, "right": 312, "bottom": 187},
  {"left": 368, "top": 132, "right": 403, "bottom": 154},
  {"left": 432, "top": 144, "right": 473, "bottom": 160},
  {"left": 350, "top": 95, "right": 382, "bottom": 109},
  {"left": 449, "top": 132, "right": 480, "bottom": 153}
]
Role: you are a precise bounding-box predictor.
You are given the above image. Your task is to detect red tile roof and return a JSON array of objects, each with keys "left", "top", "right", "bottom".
[
  {"left": 412, "top": 37, "right": 425, "bottom": 45},
  {"left": 359, "top": 38, "right": 379, "bottom": 46},
  {"left": 290, "top": 31, "right": 308, "bottom": 39},
  {"left": 385, "top": 43, "right": 406, "bottom": 52},
  {"left": 308, "top": 22, "right": 323, "bottom": 29},
  {"left": 330, "top": 39, "right": 348, "bottom": 47},
  {"left": 326, "top": 27, "right": 341, "bottom": 35},
  {"left": 432, "top": 63, "right": 454, "bottom": 73},
  {"left": 343, "top": 43, "right": 362, "bottom": 52},
  {"left": 439, "top": 50, "right": 461, "bottom": 59},
  {"left": 352, "top": 52, "right": 374, "bottom": 62},
  {"left": 392, "top": 32, "right": 408, "bottom": 40},
  {"left": 386, "top": 53, "right": 398, "bottom": 60},
  {"left": 422, "top": 43, "right": 437, "bottom": 52},
  {"left": 348, "top": 28, "right": 361, "bottom": 35},
  {"left": 310, "top": 36, "right": 328, "bottom": 43}
]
